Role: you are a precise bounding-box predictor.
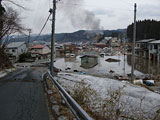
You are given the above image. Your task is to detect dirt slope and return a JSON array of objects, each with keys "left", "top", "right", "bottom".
[{"left": 0, "top": 48, "right": 13, "bottom": 71}]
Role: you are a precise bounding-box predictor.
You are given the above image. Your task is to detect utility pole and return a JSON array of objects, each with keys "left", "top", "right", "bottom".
[
  {"left": 27, "top": 29, "right": 31, "bottom": 49},
  {"left": 50, "top": 0, "right": 56, "bottom": 75},
  {"left": 123, "top": 33, "right": 126, "bottom": 76},
  {"left": 131, "top": 3, "right": 137, "bottom": 81}
]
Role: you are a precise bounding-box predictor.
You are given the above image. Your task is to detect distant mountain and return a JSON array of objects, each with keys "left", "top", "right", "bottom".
[{"left": 6, "top": 29, "right": 126, "bottom": 44}]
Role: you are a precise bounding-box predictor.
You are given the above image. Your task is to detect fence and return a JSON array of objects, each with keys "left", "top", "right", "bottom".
[{"left": 48, "top": 72, "right": 92, "bottom": 120}]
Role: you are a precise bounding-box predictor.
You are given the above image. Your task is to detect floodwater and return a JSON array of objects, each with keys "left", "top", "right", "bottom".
[
  {"left": 54, "top": 55, "right": 160, "bottom": 76},
  {"left": 55, "top": 55, "right": 159, "bottom": 76},
  {"left": 127, "top": 55, "right": 160, "bottom": 75}
]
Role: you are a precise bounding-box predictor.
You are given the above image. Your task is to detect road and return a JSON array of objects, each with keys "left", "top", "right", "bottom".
[{"left": 0, "top": 67, "right": 50, "bottom": 120}]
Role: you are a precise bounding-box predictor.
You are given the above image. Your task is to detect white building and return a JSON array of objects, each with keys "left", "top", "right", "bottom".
[
  {"left": 110, "top": 37, "right": 120, "bottom": 47},
  {"left": 135, "top": 39, "right": 155, "bottom": 59},
  {"left": 148, "top": 40, "right": 160, "bottom": 62},
  {"left": 30, "top": 45, "right": 51, "bottom": 60},
  {"left": 5, "top": 42, "right": 27, "bottom": 60}
]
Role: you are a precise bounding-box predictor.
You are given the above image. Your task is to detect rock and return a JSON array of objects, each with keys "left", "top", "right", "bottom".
[
  {"left": 58, "top": 116, "right": 68, "bottom": 120},
  {"left": 51, "top": 100, "right": 57, "bottom": 104},
  {"left": 61, "top": 100, "right": 66, "bottom": 105},
  {"left": 52, "top": 105, "right": 60, "bottom": 116},
  {"left": 73, "top": 70, "right": 79, "bottom": 72},
  {"left": 65, "top": 67, "right": 71, "bottom": 70},
  {"left": 109, "top": 70, "right": 115, "bottom": 73},
  {"left": 47, "top": 90, "right": 53, "bottom": 95}
]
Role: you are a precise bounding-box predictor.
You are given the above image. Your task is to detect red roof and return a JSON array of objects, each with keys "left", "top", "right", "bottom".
[{"left": 31, "top": 45, "right": 46, "bottom": 49}]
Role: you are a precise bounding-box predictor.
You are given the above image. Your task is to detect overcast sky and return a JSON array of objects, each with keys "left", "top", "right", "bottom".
[{"left": 3, "top": 0, "right": 160, "bottom": 34}]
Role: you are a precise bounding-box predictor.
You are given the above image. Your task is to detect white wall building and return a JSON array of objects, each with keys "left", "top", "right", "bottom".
[
  {"left": 30, "top": 45, "right": 51, "bottom": 60},
  {"left": 148, "top": 40, "right": 160, "bottom": 62},
  {"left": 5, "top": 42, "right": 27, "bottom": 60}
]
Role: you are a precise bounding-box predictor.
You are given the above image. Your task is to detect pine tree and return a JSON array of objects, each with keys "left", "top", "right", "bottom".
[{"left": 127, "top": 19, "right": 160, "bottom": 42}]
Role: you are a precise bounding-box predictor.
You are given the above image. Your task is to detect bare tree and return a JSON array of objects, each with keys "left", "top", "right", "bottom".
[
  {"left": 0, "top": 7, "right": 25, "bottom": 48},
  {"left": 2, "top": 0, "right": 27, "bottom": 10},
  {"left": 0, "top": 0, "right": 28, "bottom": 48},
  {"left": 0, "top": 0, "right": 5, "bottom": 46}
]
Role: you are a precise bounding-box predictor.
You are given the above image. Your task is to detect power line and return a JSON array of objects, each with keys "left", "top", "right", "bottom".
[{"left": 33, "top": 13, "right": 52, "bottom": 42}]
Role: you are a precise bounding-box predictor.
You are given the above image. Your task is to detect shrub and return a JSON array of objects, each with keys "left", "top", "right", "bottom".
[
  {"left": 18, "top": 53, "right": 31, "bottom": 62},
  {"left": 71, "top": 80, "right": 160, "bottom": 120}
]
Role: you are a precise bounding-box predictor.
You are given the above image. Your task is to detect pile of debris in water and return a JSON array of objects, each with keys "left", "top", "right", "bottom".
[
  {"left": 114, "top": 74, "right": 156, "bottom": 86},
  {"left": 105, "top": 58, "right": 120, "bottom": 62},
  {"left": 113, "top": 74, "right": 160, "bottom": 94}
]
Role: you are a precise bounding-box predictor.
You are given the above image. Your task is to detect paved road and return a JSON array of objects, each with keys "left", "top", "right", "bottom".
[{"left": 0, "top": 67, "right": 50, "bottom": 120}]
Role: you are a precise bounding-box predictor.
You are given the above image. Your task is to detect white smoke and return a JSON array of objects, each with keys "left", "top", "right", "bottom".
[{"left": 58, "top": 0, "right": 102, "bottom": 30}]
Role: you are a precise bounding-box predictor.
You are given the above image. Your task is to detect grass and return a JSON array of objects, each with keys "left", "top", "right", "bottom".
[{"left": 71, "top": 80, "right": 160, "bottom": 120}]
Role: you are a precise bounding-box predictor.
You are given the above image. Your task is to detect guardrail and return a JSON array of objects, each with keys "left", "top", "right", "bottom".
[{"left": 48, "top": 72, "right": 92, "bottom": 120}]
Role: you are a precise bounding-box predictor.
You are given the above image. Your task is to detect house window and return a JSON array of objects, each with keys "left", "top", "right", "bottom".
[
  {"left": 66, "top": 46, "right": 70, "bottom": 49},
  {"left": 137, "top": 44, "right": 140, "bottom": 47},
  {"left": 150, "top": 45, "right": 152, "bottom": 50},
  {"left": 12, "top": 49, "right": 15, "bottom": 52},
  {"left": 154, "top": 45, "right": 158, "bottom": 49}
]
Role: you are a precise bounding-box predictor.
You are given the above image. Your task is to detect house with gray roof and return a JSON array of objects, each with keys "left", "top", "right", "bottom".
[
  {"left": 135, "top": 39, "right": 156, "bottom": 59},
  {"left": 148, "top": 40, "right": 160, "bottom": 62},
  {"left": 5, "top": 42, "right": 27, "bottom": 61}
]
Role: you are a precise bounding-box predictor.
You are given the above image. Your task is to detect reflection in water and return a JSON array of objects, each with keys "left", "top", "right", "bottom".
[
  {"left": 64, "top": 57, "right": 76, "bottom": 62},
  {"left": 123, "top": 55, "right": 126, "bottom": 76},
  {"left": 55, "top": 55, "right": 145, "bottom": 76},
  {"left": 127, "top": 55, "right": 160, "bottom": 75},
  {"left": 80, "top": 62, "right": 97, "bottom": 69},
  {"left": 80, "top": 56, "right": 98, "bottom": 69}
]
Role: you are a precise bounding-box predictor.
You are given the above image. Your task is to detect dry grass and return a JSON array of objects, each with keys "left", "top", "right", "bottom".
[{"left": 71, "top": 80, "right": 160, "bottom": 120}]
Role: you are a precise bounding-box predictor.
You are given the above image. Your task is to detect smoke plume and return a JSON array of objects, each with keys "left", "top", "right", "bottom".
[{"left": 58, "top": 0, "right": 102, "bottom": 30}]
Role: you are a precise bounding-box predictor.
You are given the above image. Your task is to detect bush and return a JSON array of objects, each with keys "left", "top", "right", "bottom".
[
  {"left": 18, "top": 53, "right": 31, "bottom": 62},
  {"left": 0, "top": 48, "right": 13, "bottom": 70},
  {"left": 71, "top": 80, "right": 160, "bottom": 120},
  {"left": 72, "top": 79, "right": 97, "bottom": 106}
]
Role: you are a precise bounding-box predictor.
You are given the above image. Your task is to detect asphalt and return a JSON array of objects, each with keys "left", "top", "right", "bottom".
[{"left": 0, "top": 67, "right": 50, "bottom": 120}]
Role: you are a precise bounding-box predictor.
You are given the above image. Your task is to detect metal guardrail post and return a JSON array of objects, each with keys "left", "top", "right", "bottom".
[{"left": 48, "top": 71, "right": 92, "bottom": 120}]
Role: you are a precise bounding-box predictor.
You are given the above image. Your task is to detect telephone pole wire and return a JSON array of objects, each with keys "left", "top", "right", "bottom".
[
  {"left": 131, "top": 3, "right": 137, "bottom": 81},
  {"left": 50, "top": 0, "right": 56, "bottom": 75}
]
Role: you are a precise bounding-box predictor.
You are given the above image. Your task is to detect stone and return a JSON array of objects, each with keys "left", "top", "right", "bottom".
[
  {"left": 47, "top": 90, "right": 53, "bottom": 95},
  {"left": 52, "top": 105, "right": 60, "bottom": 116},
  {"left": 58, "top": 116, "right": 68, "bottom": 120}
]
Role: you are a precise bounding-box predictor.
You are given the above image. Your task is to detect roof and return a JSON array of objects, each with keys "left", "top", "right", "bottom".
[
  {"left": 149, "top": 40, "right": 160, "bottom": 44},
  {"left": 7, "top": 42, "right": 25, "bottom": 48},
  {"left": 136, "top": 39, "right": 155, "bottom": 43},
  {"left": 31, "top": 45, "right": 46, "bottom": 49},
  {"left": 80, "top": 55, "right": 98, "bottom": 58}
]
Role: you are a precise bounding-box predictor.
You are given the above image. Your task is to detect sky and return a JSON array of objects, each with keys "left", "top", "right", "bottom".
[{"left": 3, "top": 0, "right": 160, "bottom": 34}]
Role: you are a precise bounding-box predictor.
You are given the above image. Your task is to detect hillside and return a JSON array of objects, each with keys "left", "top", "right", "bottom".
[
  {"left": 6, "top": 29, "right": 126, "bottom": 44},
  {"left": 0, "top": 48, "right": 13, "bottom": 71}
]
